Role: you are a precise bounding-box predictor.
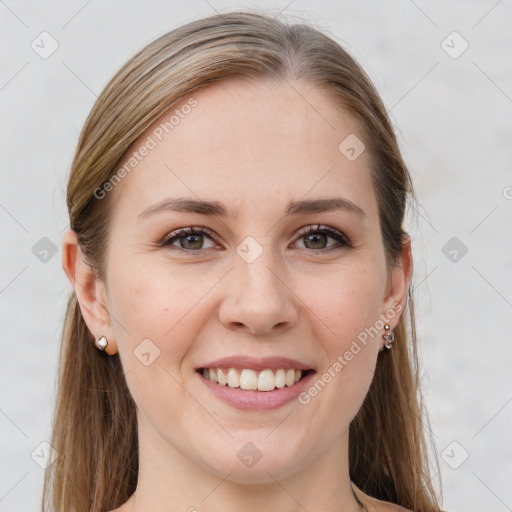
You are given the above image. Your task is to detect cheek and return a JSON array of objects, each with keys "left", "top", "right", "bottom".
[
  {"left": 107, "top": 259, "right": 224, "bottom": 374},
  {"left": 298, "top": 263, "right": 383, "bottom": 419},
  {"left": 106, "top": 262, "right": 213, "bottom": 427},
  {"left": 305, "top": 259, "right": 384, "bottom": 346}
]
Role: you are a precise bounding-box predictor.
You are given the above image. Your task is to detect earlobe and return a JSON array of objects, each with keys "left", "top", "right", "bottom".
[{"left": 61, "top": 228, "right": 118, "bottom": 355}]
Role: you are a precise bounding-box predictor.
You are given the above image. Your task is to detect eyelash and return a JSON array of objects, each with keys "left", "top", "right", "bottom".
[{"left": 159, "top": 224, "right": 353, "bottom": 254}]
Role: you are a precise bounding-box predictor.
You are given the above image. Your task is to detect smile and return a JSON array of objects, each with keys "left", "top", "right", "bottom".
[
  {"left": 199, "top": 367, "right": 310, "bottom": 392},
  {"left": 196, "top": 356, "right": 316, "bottom": 410}
]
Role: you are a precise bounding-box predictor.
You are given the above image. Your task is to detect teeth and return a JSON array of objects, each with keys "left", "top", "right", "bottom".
[
  {"left": 217, "top": 368, "right": 227, "bottom": 386},
  {"left": 227, "top": 368, "right": 240, "bottom": 388},
  {"left": 203, "top": 368, "right": 305, "bottom": 391},
  {"left": 239, "top": 369, "right": 258, "bottom": 390},
  {"left": 257, "top": 369, "right": 275, "bottom": 391},
  {"left": 275, "top": 369, "right": 286, "bottom": 388}
]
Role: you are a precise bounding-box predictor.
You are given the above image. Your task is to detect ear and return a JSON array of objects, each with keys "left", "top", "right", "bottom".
[
  {"left": 380, "top": 233, "right": 413, "bottom": 340},
  {"left": 61, "top": 228, "right": 118, "bottom": 355}
]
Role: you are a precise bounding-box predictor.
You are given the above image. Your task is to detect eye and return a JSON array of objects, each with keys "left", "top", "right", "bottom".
[
  {"left": 160, "top": 224, "right": 352, "bottom": 254},
  {"left": 293, "top": 224, "right": 352, "bottom": 251},
  {"left": 160, "top": 227, "right": 219, "bottom": 252}
]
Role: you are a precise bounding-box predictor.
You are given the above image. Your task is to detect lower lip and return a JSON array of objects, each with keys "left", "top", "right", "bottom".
[{"left": 198, "top": 371, "right": 315, "bottom": 411}]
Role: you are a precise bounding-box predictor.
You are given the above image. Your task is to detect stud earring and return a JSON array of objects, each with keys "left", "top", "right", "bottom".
[
  {"left": 382, "top": 324, "right": 394, "bottom": 350},
  {"left": 95, "top": 335, "right": 108, "bottom": 352}
]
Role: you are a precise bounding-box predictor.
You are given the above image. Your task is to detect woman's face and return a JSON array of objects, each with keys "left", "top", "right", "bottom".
[{"left": 93, "top": 79, "right": 408, "bottom": 482}]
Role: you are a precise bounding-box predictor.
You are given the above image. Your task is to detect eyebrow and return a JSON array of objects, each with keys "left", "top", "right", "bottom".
[{"left": 137, "top": 196, "right": 366, "bottom": 221}]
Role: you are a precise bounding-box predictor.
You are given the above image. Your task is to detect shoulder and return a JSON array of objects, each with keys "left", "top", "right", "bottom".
[
  {"left": 105, "top": 495, "right": 135, "bottom": 512},
  {"left": 371, "top": 501, "right": 411, "bottom": 512},
  {"left": 367, "top": 498, "right": 411, "bottom": 511},
  {"left": 105, "top": 504, "right": 131, "bottom": 512},
  {"left": 352, "top": 485, "right": 412, "bottom": 512}
]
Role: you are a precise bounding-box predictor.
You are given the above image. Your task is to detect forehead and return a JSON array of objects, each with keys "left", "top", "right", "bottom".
[{"left": 109, "top": 78, "right": 377, "bottom": 223}]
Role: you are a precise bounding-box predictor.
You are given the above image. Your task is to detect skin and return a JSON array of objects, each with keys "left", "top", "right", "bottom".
[{"left": 63, "top": 78, "right": 412, "bottom": 512}]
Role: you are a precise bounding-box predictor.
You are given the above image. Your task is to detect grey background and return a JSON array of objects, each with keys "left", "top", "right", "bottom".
[{"left": 1, "top": 1, "right": 511, "bottom": 511}]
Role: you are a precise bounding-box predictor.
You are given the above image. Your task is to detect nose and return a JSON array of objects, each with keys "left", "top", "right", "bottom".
[{"left": 218, "top": 250, "right": 298, "bottom": 336}]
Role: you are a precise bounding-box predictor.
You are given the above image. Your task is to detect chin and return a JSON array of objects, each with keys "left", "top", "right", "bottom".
[
  {"left": 195, "top": 436, "right": 311, "bottom": 484},
  {"left": 209, "top": 458, "right": 305, "bottom": 485}
]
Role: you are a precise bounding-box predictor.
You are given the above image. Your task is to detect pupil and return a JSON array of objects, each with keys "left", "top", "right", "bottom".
[
  {"left": 179, "top": 233, "right": 328, "bottom": 250},
  {"left": 306, "top": 233, "right": 326, "bottom": 249},
  {"left": 182, "top": 234, "right": 202, "bottom": 249}
]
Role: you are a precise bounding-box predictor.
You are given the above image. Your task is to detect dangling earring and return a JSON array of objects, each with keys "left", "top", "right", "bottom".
[
  {"left": 95, "top": 335, "right": 108, "bottom": 352},
  {"left": 382, "top": 324, "right": 394, "bottom": 350}
]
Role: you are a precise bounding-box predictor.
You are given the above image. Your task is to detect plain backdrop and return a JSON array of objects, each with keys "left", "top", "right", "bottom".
[{"left": 1, "top": 1, "right": 511, "bottom": 511}]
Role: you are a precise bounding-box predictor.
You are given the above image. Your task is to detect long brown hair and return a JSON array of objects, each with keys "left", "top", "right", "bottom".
[{"left": 43, "top": 10, "right": 441, "bottom": 511}]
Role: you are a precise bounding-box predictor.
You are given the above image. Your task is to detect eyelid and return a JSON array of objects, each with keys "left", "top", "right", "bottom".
[
  {"left": 158, "top": 227, "right": 221, "bottom": 252},
  {"left": 159, "top": 224, "right": 352, "bottom": 251},
  {"left": 293, "top": 224, "right": 353, "bottom": 248}
]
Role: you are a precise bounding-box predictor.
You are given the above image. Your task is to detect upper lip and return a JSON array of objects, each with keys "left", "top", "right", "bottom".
[{"left": 197, "top": 356, "right": 314, "bottom": 371}]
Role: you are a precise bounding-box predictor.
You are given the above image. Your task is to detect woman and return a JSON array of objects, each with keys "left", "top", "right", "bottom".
[{"left": 43, "top": 10, "right": 442, "bottom": 512}]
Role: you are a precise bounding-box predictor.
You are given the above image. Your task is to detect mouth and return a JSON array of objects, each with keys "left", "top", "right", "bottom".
[
  {"left": 195, "top": 356, "right": 316, "bottom": 411},
  {"left": 197, "top": 367, "right": 314, "bottom": 392}
]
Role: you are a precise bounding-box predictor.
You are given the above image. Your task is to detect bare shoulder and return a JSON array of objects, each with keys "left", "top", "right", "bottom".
[
  {"left": 370, "top": 499, "right": 411, "bottom": 512},
  {"left": 353, "top": 486, "right": 411, "bottom": 512},
  {"left": 105, "top": 502, "right": 132, "bottom": 512}
]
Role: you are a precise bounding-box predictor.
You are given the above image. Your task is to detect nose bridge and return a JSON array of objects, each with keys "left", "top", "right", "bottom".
[
  {"left": 219, "top": 238, "right": 297, "bottom": 334},
  {"left": 236, "top": 238, "right": 285, "bottom": 304},
  {"left": 238, "top": 245, "right": 280, "bottom": 296}
]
